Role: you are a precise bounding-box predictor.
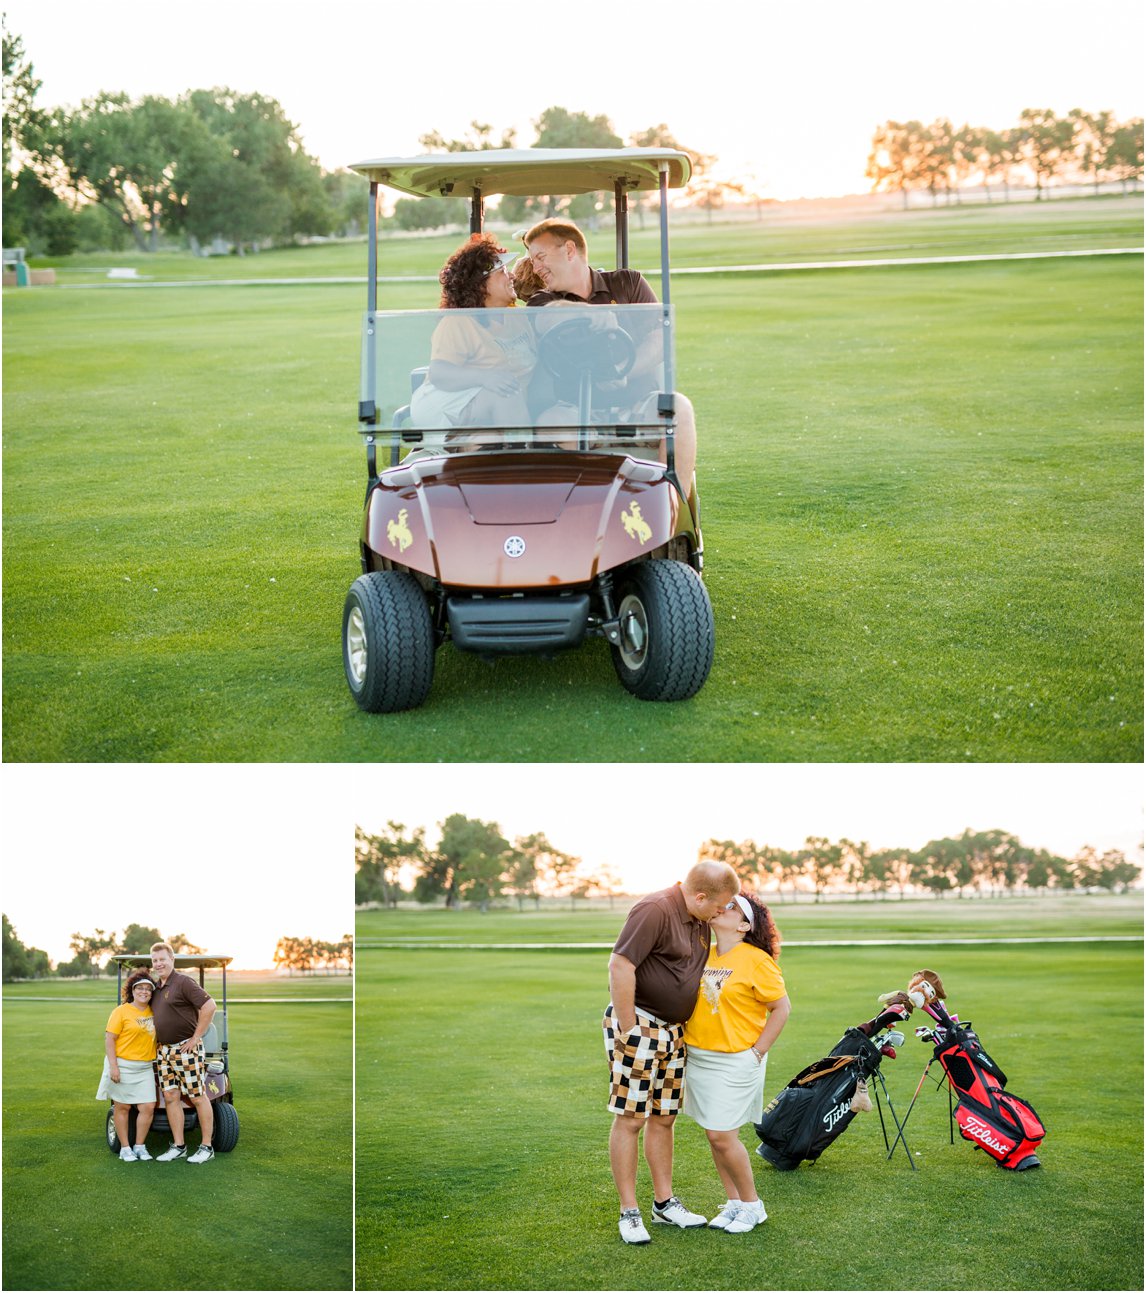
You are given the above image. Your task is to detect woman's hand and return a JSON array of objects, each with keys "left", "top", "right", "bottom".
[{"left": 109, "top": 1062, "right": 121, "bottom": 1083}]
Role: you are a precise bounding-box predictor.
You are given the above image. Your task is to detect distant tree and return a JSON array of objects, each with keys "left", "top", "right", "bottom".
[
  {"left": 799, "top": 837, "right": 844, "bottom": 902},
  {"left": 419, "top": 121, "right": 517, "bottom": 153},
  {"left": 629, "top": 123, "right": 715, "bottom": 227},
  {"left": 1018, "top": 108, "right": 1076, "bottom": 199},
  {"left": 390, "top": 195, "right": 465, "bottom": 231},
  {"left": 167, "top": 933, "right": 205, "bottom": 954},
  {"left": 527, "top": 106, "right": 623, "bottom": 222},
  {"left": 118, "top": 923, "right": 163, "bottom": 954},
  {"left": 322, "top": 168, "right": 367, "bottom": 237},
  {"left": 414, "top": 814, "right": 510, "bottom": 909},
  {"left": 4, "top": 913, "right": 53, "bottom": 981},
  {"left": 866, "top": 120, "right": 925, "bottom": 208},
  {"left": 356, "top": 822, "right": 424, "bottom": 906},
  {"left": 68, "top": 928, "right": 117, "bottom": 975},
  {"left": 1070, "top": 109, "right": 1117, "bottom": 193},
  {"left": 1106, "top": 118, "right": 1143, "bottom": 192},
  {"left": 977, "top": 126, "right": 1025, "bottom": 201}
]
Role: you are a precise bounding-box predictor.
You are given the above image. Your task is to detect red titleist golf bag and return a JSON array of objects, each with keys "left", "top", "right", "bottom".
[{"left": 925, "top": 999, "right": 1045, "bottom": 1170}]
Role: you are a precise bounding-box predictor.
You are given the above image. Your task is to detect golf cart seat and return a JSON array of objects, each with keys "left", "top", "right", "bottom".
[{"left": 200, "top": 1020, "right": 221, "bottom": 1057}]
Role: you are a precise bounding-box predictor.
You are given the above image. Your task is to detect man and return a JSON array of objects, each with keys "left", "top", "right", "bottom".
[
  {"left": 149, "top": 941, "right": 217, "bottom": 1164},
  {"left": 523, "top": 218, "right": 698, "bottom": 491},
  {"left": 603, "top": 860, "right": 740, "bottom": 1244}
]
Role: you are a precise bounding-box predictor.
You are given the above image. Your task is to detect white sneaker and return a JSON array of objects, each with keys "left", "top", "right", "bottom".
[
  {"left": 651, "top": 1196, "right": 707, "bottom": 1228},
  {"left": 708, "top": 1201, "right": 742, "bottom": 1230},
  {"left": 156, "top": 1144, "right": 187, "bottom": 1161},
  {"left": 187, "top": 1144, "right": 215, "bottom": 1164},
  {"left": 118, "top": 1147, "right": 137, "bottom": 1162},
  {"left": 619, "top": 1209, "right": 650, "bottom": 1245},
  {"left": 725, "top": 1199, "right": 767, "bottom": 1234},
  {"left": 132, "top": 1145, "right": 153, "bottom": 1161}
]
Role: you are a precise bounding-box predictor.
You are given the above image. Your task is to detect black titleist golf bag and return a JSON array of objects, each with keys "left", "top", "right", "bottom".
[
  {"left": 922, "top": 998, "right": 1045, "bottom": 1170},
  {"left": 754, "top": 1018, "right": 898, "bottom": 1171}
]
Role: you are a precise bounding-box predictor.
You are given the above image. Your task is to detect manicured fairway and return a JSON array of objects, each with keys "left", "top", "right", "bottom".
[
  {"left": 2, "top": 978, "right": 352, "bottom": 1291},
  {"left": 356, "top": 901, "right": 1143, "bottom": 1290},
  {"left": 4, "top": 200, "right": 1141, "bottom": 761}
]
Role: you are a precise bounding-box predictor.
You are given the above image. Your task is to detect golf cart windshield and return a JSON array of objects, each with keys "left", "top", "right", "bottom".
[{"left": 362, "top": 303, "right": 675, "bottom": 456}]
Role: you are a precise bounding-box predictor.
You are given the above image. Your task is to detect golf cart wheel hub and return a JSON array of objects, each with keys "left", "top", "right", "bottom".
[
  {"left": 346, "top": 606, "right": 368, "bottom": 684},
  {"left": 617, "top": 593, "right": 649, "bottom": 669}
]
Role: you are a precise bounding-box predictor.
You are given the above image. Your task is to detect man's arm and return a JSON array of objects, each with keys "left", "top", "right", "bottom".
[
  {"left": 179, "top": 997, "right": 217, "bottom": 1053},
  {"left": 608, "top": 952, "right": 638, "bottom": 1035}
]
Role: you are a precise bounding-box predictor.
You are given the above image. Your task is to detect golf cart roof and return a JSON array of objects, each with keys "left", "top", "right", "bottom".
[
  {"left": 349, "top": 148, "right": 692, "bottom": 198},
  {"left": 110, "top": 953, "right": 232, "bottom": 969}
]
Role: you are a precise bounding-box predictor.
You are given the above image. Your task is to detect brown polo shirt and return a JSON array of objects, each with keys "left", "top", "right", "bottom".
[
  {"left": 612, "top": 883, "right": 711, "bottom": 1024},
  {"left": 151, "top": 970, "right": 212, "bottom": 1044},
  {"left": 525, "top": 267, "right": 658, "bottom": 308}
]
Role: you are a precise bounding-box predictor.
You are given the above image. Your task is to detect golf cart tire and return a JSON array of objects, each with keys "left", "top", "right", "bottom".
[
  {"left": 611, "top": 560, "right": 714, "bottom": 701},
  {"left": 212, "top": 1099, "right": 240, "bottom": 1153},
  {"left": 105, "top": 1105, "right": 137, "bottom": 1154},
  {"left": 343, "top": 571, "right": 434, "bottom": 713}
]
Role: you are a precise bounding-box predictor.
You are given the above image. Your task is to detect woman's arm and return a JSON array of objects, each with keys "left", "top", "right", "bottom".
[
  {"left": 751, "top": 994, "right": 792, "bottom": 1061},
  {"left": 428, "top": 360, "right": 515, "bottom": 393},
  {"left": 105, "top": 1031, "right": 121, "bottom": 1083}
]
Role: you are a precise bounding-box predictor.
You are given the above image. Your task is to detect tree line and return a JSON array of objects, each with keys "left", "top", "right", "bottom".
[
  {"left": 357, "top": 819, "right": 1139, "bottom": 912},
  {"left": 2, "top": 917, "right": 203, "bottom": 981},
  {"left": 356, "top": 819, "right": 624, "bottom": 912},
  {"left": 273, "top": 935, "right": 353, "bottom": 975},
  {"left": 701, "top": 830, "right": 1140, "bottom": 901},
  {"left": 867, "top": 108, "right": 1143, "bottom": 206},
  {"left": 3, "top": 31, "right": 710, "bottom": 256}
]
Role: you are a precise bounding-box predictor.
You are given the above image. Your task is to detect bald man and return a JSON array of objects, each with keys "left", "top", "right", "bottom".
[{"left": 602, "top": 860, "right": 741, "bottom": 1244}]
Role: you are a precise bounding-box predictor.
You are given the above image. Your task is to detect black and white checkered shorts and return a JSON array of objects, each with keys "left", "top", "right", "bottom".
[
  {"left": 603, "top": 1004, "right": 686, "bottom": 1117},
  {"left": 156, "top": 1042, "right": 207, "bottom": 1097}
]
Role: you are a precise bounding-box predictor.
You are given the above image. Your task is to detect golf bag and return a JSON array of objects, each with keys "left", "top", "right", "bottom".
[
  {"left": 926, "top": 1000, "right": 1045, "bottom": 1170},
  {"left": 754, "top": 1027, "right": 888, "bottom": 1171}
]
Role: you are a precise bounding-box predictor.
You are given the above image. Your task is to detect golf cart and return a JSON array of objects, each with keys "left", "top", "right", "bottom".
[
  {"left": 104, "top": 954, "right": 239, "bottom": 1154},
  {"left": 343, "top": 148, "right": 714, "bottom": 712}
]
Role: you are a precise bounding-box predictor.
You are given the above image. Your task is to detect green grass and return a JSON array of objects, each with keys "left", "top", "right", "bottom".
[
  {"left": 355, "top": 901, "right": 1143, "bottom": 1290},
  {"left": 356, "top": 892, "right": 1144, "bottom": 943},
  {"left": 3, "top": 199, "right": 1141, "bottom": 760},
  {"left": 2, "top": 985, "right": 352, "bottom": 1290}
]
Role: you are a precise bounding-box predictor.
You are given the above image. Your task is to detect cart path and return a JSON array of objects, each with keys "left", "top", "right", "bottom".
[
  {"left": 54, "top": 245, "right": 1144, "bottom": 289},
  {"left": 359, "top": 935, "right": 1142, "bottom": 951}
]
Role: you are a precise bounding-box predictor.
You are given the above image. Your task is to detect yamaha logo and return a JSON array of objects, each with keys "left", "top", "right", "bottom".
[{"left": 504, "top": 536, "right": 526, "bottom": 558}]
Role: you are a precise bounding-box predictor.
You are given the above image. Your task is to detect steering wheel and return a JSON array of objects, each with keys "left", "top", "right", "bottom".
[{"left": 537, "top": 316, "right": 636, "bottom": 385}]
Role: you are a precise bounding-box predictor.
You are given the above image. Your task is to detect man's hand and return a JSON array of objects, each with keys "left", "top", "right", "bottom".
[{"left": 178, "top": 1036, "right": 200, "bottom": 1054}]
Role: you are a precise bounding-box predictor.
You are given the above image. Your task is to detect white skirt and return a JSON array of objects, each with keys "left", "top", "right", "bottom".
[
  {"left": 684, "top": 1045, "right": 768, "bottom": 1131},
  {"left": 410, "top": 381, "right": 482, "bottom": 428},
  {"left": 96, "top": 1057, "right": 156, "bottom": 1104}
]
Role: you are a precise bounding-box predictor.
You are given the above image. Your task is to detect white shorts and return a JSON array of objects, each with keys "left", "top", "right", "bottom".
[{"left": 683, "top": 1045, "right": 768, "bottom": 1131}]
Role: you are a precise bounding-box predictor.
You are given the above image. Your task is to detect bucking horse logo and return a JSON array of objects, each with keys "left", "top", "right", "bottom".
[
  {"left": 621, "top": 502, "right": 651, "bottom": 545},
  {"left": 387, "top": 508, "right": 413, "bottom": 553}
]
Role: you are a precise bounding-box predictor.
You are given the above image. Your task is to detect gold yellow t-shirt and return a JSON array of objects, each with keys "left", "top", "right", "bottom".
[
  {"left": 683, "top": 942, "right": 786, "bottom": 1053},
  {"left": 105, "top": 1003, "right": 157, "bottom": 1062}
]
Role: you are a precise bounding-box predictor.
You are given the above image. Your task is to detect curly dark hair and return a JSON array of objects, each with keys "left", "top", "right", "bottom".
[
  {"left": 739, "top": 891, "right": 781, "bottom": 959},
  {"left": 124, "top": 970, "right": 156, "bottom": 1003},
  {"left": 438, "top": 232, "right": 506, "bottom": 309}
]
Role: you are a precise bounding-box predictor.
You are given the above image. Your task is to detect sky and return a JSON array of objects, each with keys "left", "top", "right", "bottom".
[
  {"left": 4, "top": 0, "right": 1143, "bottom": 201},
  {"left": 3, "top": 766, "right": 352, "bottom": 970},
  {"left": 356, "top": 763, "right": 1144, "bottom": 896}
]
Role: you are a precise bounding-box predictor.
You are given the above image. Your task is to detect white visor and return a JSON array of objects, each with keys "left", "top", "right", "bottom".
[{"left": 733, "top": 894, "right": 754, "bottom": 928}]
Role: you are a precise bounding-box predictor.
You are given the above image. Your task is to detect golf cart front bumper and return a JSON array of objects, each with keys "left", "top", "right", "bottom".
[{"left": 446, "top": 593, "right": 590, "bottom": 654}]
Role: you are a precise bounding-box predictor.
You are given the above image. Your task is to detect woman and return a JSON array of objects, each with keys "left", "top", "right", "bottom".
[
  {"left": 410, "top": 233, "right": 537, "bottom": 430},
  {"left": 682, "top": 891, "right": 791, "bottom": 1234},
  {"left": 97, "top": 971, "right": 159, "bottom": 1161}
]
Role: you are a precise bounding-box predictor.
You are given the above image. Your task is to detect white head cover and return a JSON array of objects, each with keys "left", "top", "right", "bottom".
[{"left": 733, "top": 894, "right": 754, "bottom": 928}]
